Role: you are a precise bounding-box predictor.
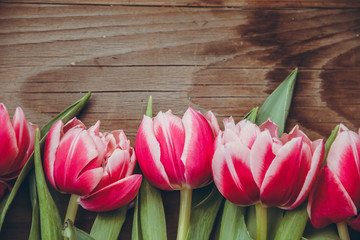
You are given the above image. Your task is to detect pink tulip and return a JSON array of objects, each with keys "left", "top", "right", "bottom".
[
  {"left": 135, "top": 107, "right": 219, "bottom": 190},
  {"left": 308, "top": 124, "right": 360, "bottom": 229},
  {"left": 212, "top": 118, "right": 324, "bottom": 209},
  {"left": 44, "top": 118, "right": 142, "bottom": 212},
  {"left": 0, "top": 104, "right": 36, "bottom": 198}
]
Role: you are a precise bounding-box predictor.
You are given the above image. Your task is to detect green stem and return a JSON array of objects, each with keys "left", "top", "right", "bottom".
[
  {"left": 255, "top": 203, "right": 267, "bottom": 240},
  {"left": 64, "top": 194, "right": 79, "bottom": 224},
  {"left": 337, "top": 221, "right": 350, "bottom": 240},
  {"left": 177, "top": 188, "right": 192, "bottom": 240}
]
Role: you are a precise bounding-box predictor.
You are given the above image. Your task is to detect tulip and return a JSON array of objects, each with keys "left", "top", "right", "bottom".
[
  {"left": 0, "top": 104, "right": 36, "bottom": 199},
  {"left": 308, "top": 124, "right": 360, "bottom": 240},
  {"left": 44, "top": 118, "right": 142, "bottom": 218},
  {"left": 212, "top": 118, "right": 324, "bottom": 240},
  {"left": 135, "top": 107, "right": 219, "bottom": 240}
]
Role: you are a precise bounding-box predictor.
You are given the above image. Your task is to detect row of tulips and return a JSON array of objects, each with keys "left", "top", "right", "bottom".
[{"left": 1, "top": 71, "right": 359, "bottom": 240}]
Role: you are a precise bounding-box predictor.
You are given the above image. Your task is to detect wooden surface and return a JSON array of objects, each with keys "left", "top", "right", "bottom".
[{"left": 0, "top": 1, "right": 359, "bottom": 239}]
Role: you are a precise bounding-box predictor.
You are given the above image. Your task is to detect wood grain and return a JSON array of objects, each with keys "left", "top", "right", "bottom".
[
  {"left": 0, "top": 2, "right": 359, "bottom": 239},
  {"left": 2, "top": 0, "right": 360, "bottom": 8}
]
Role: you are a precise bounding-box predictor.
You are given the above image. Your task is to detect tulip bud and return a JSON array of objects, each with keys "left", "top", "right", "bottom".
[
  {"left": 308, "top": 124, "right": 360, "bottom": 229},
  {"left": 135, "top": 107, "right": 218, "bottom": 190},
  {"left": 0, "top": 104, "right": 36, "bottom": 198},
  {"left": 44, "top": 118, "right": 142, "bottom": 212},
  {"left": 212, "top": 118, "right": 324, "bottom": 209}
]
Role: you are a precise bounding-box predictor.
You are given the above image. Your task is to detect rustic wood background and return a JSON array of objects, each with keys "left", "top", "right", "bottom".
[{"left": 0, "top": 0, "right": 359, "bottom": 239}]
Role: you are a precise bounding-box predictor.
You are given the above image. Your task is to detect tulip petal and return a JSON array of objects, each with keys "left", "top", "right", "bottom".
[
  {"left": 284, "top": 139, "right": 324, "bottom": 209},
  {"left": 348, "top": 214, "right": 360, "bottom": 231},
  {"left": 259, "top": 119, "right": 279, "bottom": 138},
  {"left": 153, "top": 111, "right": 185, "bottom": 188},
  {"left": 135, "top": 115, "right": 172, "bottom": 190},
  {"left": 79, "top": 174, "right": 142, "bottom": 212},
  {"left": 102, "top": 149, "right": 131, "bottom": 188},
  {"left": 7, "top": 107, "right": 31, "bottom": 175},
  {"left": 327, "top": 129, "right": 360, "bottom": 208},
  {"left": 0, "top": 104, "right": 18, "bottom": 176},
  {"left": 44, "top": 120, "right": 63, "bottom": 190},
  {"left": 204, "top": 111, "right": 220, "bottom": 137},
  {"left": 239, "top": 122, "right": 260, "bottom": 149},
  {"left": 250, "top": 130, "right": 276, "bottom": 188},
  {"left": 260, "top": 137, "right": 302, "bottom": 207},
  {"left": 63, "top": 117, "right": 86, "bottom": 133},
  {"left": 308, "top": 167, "right": 357, "bottom": 228},
  {"left": 212, "top": 143, "right": 258, "bottom": 205},
  {"left": 182, "top": 107, "right": 214, "bottom": 188},
  {"left": 54, "top": 128, "right": 102, "bottom": 195}
]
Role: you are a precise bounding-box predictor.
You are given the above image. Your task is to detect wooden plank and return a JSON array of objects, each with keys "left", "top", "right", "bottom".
[
  {"left": 2, "top": 0, "right": 360, "bottom": 8},
  {"left": 0, "top": 5, "right": 359, "bottom": 68},
  {"left": 0, "top": 3, "right": 360, "bottom": 240}
]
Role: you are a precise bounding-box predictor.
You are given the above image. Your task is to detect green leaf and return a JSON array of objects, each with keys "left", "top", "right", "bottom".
[
  {"left": 186, "top": 185, "right": 224, "bottom": 240},
  {"left": 0, "top": 92, "right": 91, "bottom": 230},
  {"left": 322, "top": 125, "right": 339, "bottom": 167},
  {"left": 90, "top": 205, "right": 128, "bottom": 240},
  {"left": 244, "top": 107, "right": 259, "bottom": 123},
  {"left": 274, "top": 203, "right": 307, "bottom": 240},
  {"left": 256, "top": 68, "right": 298, "bottom": 135},
  {"left": 63, "top": 220, "right": 95, "bottom": 240},
  {"left": 215, "top": 200, "right": 252, "bottom": 240},
  {"left": 139, "top": 180, "right": 167, "bottom": 240},
  {"left": 131, "top": 194, "right": 142, "bottom": 240},
  {"left": 133, "top": 96, "right": 167, "bottom": 240},
  {"left": 34, "top": 129, "right": 63, "bottom": 239},
  {"left": 28, "top": 170, "right": 40, "bottom": 240}
]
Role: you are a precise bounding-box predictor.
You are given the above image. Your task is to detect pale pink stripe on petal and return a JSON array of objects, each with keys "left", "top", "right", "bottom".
[
  {"left": 182, "top": 107, "right": 214, "bottom": 188},
  {"left": 153, "top": 111, "right": 185, "bottom": 188},
  {"left": 250, "top": 130, "right": 275, "bottom": 188},
  {"left": 135, "top": 115, "right": 172, "bottom": 190},
  {"left": 44, "top": 120, "right": 64, "bottom": 190}
]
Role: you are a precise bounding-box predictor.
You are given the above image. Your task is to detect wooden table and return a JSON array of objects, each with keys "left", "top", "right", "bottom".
[{"left": 0, "top": 1, "right": 359, "bottom": 239}]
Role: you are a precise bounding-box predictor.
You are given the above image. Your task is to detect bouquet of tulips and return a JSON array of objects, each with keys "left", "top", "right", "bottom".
[{"left": 0, "top": 68, "right": 359, "bottom": 240}]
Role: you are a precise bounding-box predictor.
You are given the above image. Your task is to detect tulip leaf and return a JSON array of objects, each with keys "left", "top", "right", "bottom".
[
  {"left": 131, "top": 193, "right": 142, "bottom": 240},
  {"left": 186, "top": 185, "right": 224, "bottom": 240},
  {"left": 215, "top": 200, "right": 252, "bottom": 240},
  {"left": 0, "top": 92, "right": 91, "bottom": 230},
  {"left": 322, "top": 125, "right": 340, "bottom": 167},
  {"left": 256, "top": 68, "right": 298, "bottom": 135},
  {"left": 274, "top": 203, "right": 308, "bottom": 240},
  {"left": 90, "top": 205, "right": 128, "bottom": 240},
  {"left": 139, "top": 179, "right": 167, "bottom": 240},
  {"left": 63, "top": 220, "right": 95, "bottom": 240},
  {"left": 34, "top": 129, "right": 63, "bottom": 239},
  {"left": 244, "top": 107, "right": 259, "bottom": 123},
  {"left": 133, "top": 96, "right": 167, "bottom": 240},
  {"left": 28, "top": 170, "right": 40, "bottom": 240}
]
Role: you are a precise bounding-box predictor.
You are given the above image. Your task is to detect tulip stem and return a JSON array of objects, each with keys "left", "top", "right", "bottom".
[
  {"left": 337, "top": 221, "right": 350, "bottom": 240},
  {"left": 177, "top": 188, "right": 192, "bottom": 240},
  {"left": 65, "top": 194, "right": 79, "bottom": 224},
  {"left": 255, "top": 203, "right": 267, "bottom": 240}
]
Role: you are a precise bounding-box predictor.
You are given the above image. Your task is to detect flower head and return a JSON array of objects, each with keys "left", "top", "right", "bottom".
[
  {"left": 44, "top": 118, "right": 142, "bottom": 212},
  {"left": 212, "top": 118, "right": 324, "bottom": 209},
  {"left": 0, "top": 104, "right": 36, "bottom": 198},
  {"left": 135, "top": 107, "right": 219, "bottom": 190}
]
